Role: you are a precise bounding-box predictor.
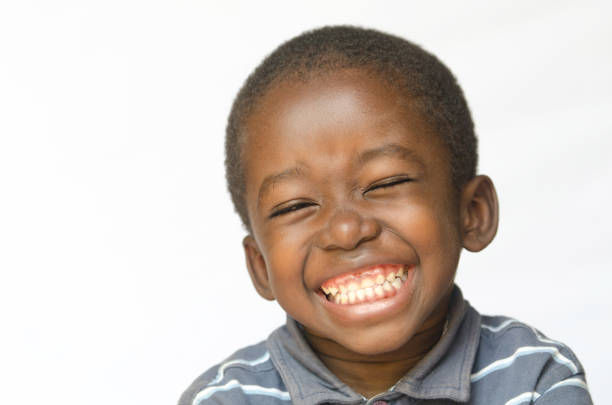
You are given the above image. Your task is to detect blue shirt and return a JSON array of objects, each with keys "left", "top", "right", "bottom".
[{"left": 179, "top": 287, "right": 592, "bottom": 404}]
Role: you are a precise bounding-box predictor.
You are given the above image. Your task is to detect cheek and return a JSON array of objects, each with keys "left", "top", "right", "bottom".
[
  {"left": 381, "top": 199, "right": 461, "bottom": 268},
  {"left": 262, "top": 240, "right": 317, "bottom": 323},
  {"left": 262, "top": 234, "right": 307, "bottom": 296}
]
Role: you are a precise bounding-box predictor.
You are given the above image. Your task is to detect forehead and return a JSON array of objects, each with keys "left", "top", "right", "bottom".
[
  {"left": 249, "top": 70, "right": 409, "bottom": 132},
  {"left": 242, "top": 69, "right": 451, "bottom": 194}
]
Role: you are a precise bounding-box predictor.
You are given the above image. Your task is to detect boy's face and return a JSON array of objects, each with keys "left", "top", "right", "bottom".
[{"left": 242, "top": 69, "right": 465, "bottom": 355}]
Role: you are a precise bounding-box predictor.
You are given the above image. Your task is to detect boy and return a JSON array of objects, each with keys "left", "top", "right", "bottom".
[{"left": 179, "top": 26, "right": 592, "bottom": 404}]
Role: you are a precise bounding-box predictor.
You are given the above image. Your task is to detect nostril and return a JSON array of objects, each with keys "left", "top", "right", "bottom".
[
  {"left": 360, "top": 217, "right": 381, "bottom": 241},
  {"left": 320, "top": 210, "right": 381, "bottom": 251}
]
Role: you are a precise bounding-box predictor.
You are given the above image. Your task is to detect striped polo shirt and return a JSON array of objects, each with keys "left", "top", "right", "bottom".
[{"left": 178, "top": 286, "right": 592, "bottom": 404}]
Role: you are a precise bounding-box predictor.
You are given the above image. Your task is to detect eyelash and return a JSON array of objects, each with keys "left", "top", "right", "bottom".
[
  {"left": 366, "top": 177, "right": 412, "bottom": 192},
  {"left": 269, "top": 177, "right": 412, "bottom": 218},
  {"left": 269, "top": 202, "right": 315, "bottom": 218}
]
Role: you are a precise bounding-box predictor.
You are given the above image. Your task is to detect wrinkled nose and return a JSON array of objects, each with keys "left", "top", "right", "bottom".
[{"left": 318, "top": 209, "right": 381, "bottom": 251}]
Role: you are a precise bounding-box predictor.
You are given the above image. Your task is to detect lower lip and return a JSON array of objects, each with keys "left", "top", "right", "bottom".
[{"left": 317, "top": 266, "right": 416, "bottom": 323}]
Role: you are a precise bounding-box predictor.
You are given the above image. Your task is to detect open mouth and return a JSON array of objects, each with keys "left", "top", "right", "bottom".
[{"left": 320, "top": 264, "right": 410, "bottom": 305}]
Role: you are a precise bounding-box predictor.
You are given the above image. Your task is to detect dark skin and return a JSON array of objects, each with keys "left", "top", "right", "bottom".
[
  {"left": 304, "top": 293, "right": 449, "bottom": 397},
  {"left": 240, "top": 69, "right": 498, "bottom": 398}
]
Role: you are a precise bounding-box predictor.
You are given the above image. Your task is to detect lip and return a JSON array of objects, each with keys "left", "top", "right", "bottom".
[
  {"left": 319, "top": 263, "right": 404, "bottom": 289},
  {"left": 316, "top": 264, "right": 416, "bottom": 324},
  {"left": 311, "top": 254, "right": 415, "bottom": 288}
]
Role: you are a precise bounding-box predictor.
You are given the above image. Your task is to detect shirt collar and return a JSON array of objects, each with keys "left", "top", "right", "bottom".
[{"left": 266, "top": 285, "right": 481, "bottom": 404}]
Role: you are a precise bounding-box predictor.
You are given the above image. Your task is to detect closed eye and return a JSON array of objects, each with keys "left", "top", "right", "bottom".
[
  {"left": 366, "top": 177, "right": 413, "bottom": 193},
  {"left": 269, "top": 201, "right": 316, "bottom": 218}
]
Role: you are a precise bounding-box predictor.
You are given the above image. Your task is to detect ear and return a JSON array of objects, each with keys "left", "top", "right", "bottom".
[
  {"left": 460, "top": 175, "right": 499, "bottom": 252},
  {"left": 242, "top": 235, "right": 275, "bottom": 300}
]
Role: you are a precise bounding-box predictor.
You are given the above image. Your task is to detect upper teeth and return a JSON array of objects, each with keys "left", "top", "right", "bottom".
[{"left": 321, "top": 268, "right": 409, "bottom": 305}]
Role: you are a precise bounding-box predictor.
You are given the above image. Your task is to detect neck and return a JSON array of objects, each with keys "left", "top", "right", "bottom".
[{"left": 303, "top": 300, "right": 449, "bottom": 399}]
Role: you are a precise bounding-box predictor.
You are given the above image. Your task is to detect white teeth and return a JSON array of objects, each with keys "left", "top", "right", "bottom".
[
  {"left": 356, "top": 289, "right": 365, "bottom": 301},
  {"left": 325, "top": 268, "right": 411, "bottom": 305},
  {"left": 360, "top": 278, "right": 374, "bottom": 289},
  {"left": 348, "top": 291, "right": 356, "bottom": 304}
]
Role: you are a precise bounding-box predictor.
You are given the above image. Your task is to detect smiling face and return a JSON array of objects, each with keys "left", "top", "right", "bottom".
[{"left": 241, "top": 69, "right": 486, "bottom": 356}]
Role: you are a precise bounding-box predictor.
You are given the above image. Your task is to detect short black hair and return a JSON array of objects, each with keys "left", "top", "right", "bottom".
[{"left": 225, "top": 25, "right": 477, "bottom": 231}]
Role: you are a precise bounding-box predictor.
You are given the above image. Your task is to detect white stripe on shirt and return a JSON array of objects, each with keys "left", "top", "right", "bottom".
[
  {"left": 503, "top": 377, "right": 588, "bottom": 405},
  {"left": 193, "top": 379, "right": 290, "bottom": 403},
  {"left": 481, "top": 319, "right": 565, "bottom": 347},
  {"left": 504, "top": 391, "right": 541, "bottom": 405},
  {"left": 209, "top": 351, "right": 271, "bottom": 385},
  {"left": 481, "top": 318, "right": 517, "bottom": 333},
  {"left": 471, "top": 346, "right": 578, "bottom": 382},
  {"left": 543, "top": 377, "right": 589, "bottom": 395}
]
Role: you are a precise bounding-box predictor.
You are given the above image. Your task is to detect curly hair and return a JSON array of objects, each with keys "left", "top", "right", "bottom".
[{"left": 225, "top": 25, "right": 477, "bottom": 231}]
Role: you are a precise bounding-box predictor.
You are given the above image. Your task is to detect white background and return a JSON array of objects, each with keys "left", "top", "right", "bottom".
[{"left": 1, "top": 1, "right": 610, "bottom": 404}]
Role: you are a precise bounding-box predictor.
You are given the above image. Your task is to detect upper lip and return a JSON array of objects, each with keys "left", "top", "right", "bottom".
[{"left": 311, "top": 254, "right": 415, "bottom": 291}]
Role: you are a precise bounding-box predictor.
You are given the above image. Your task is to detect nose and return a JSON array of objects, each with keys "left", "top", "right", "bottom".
[{"left": 317, "top": 209, "right": 382, "bottom": 251}]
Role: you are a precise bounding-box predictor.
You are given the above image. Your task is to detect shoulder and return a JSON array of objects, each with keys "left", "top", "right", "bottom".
[
  {"left": 177, "top": 340, "right": 290, "bottom": 405},
  {"left": 470, "top": 315, "right": 592, "bottom": 404}
]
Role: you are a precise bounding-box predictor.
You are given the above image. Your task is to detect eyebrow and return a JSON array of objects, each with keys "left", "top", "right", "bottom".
[
  {"left": 257, "top": 166, "right": 306, "bottom": 205},
  {"left": 357, "top": 143, "right": 425, "bottom": 167},
  {"left": 256, "top": 144, "right": 423, "bottom": 206}
]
